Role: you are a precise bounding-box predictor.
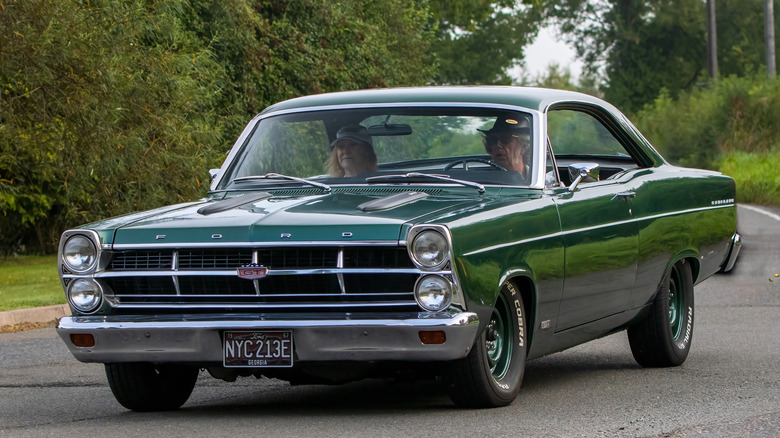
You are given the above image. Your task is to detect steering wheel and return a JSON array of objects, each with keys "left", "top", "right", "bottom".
[{"left": 444, "top": 158, "right": 507, "bottom": 171}]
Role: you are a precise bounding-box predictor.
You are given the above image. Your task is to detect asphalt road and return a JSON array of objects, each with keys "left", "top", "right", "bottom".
[{"left": 1, "top": 205, "right": 778, "bottom": 438}]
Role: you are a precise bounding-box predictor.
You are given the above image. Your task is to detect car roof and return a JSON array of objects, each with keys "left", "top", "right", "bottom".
[{"left": 260, "top": 86, "right": 612, "bottom": 115}]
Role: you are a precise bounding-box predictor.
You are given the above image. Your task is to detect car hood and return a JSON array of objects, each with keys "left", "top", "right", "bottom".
[{"left": 105, "top": 189, "right": 504, "bottom": 245}]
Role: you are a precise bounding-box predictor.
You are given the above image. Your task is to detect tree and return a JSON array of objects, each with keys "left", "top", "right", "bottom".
[
  {"left": 716, "top": 0, "right": 780, "bottom": 78},
  {"left": 427, "top": 0, "right": 544, "bottom": 85},
  {"left": 543, "top": 0, "right": 780, "bottom": 113},
  {"left": 182, "top": 0, "right": 434, "bottom": 139},
  {"left": 0, "top": 0, "right": 437, "bottom": 253},
  {"left": 542, "top": 0, "right": 706, "bottom": 113},
  {"left": 1, "top": 0, "right": 225, "bottom": 252}
]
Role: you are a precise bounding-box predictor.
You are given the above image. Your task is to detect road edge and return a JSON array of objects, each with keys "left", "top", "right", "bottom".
[{"left": 0, "top": 304, "right": 70, "bottom": 328}]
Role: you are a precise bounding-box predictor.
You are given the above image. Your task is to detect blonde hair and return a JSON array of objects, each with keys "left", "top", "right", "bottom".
[
  {"left": 327, "top": 150, "right": 346, "bottom": 177},
  {"left": 326, "top": 143, "right": 377, "bottom": 177}
]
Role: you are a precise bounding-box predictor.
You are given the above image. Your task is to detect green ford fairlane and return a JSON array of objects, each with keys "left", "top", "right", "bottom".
[{"left": 56, "top": 87, "right": 742, "bottom": 410}]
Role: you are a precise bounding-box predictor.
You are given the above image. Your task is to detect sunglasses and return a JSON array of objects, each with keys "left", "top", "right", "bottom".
[{"left": 486, "top": 133, "right": 530, "bottom": 146}]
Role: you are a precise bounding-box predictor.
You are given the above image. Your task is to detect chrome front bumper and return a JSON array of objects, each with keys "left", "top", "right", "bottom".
[{"left": 57, "top": 311, "right": 480, "bottom": 364}]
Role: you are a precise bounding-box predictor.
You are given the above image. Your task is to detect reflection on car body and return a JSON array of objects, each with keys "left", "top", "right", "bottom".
[{"left": 56, "top": 87, "right": 742, "bottom": 410}]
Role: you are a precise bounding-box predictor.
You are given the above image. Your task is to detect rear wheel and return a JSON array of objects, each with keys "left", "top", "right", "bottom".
[
  {"left": 105, "top": 362, "right": 199, "bottom": 411},
  {"left": 628, "top": 260, "right": 694, "bottom": 367},
  {"left": 447, "top": 282, "right": 527, "bottom": 408}
]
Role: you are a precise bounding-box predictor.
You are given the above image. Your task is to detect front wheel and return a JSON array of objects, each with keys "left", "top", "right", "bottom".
[
  {"left": 628, "top": 259, "right": 694, "bottom": 367},
  {"left": 105, "top": 362, "right": 199, "bottom": 411},
  {"left": 447, "top": 282, "right": 527, "bottom": 408}
]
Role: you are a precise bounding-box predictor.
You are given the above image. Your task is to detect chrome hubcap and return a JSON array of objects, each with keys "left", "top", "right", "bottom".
[
  {"left": 668, "top": 266, "right": 684, "bottom": 339},
  {"left": 486, "top": 295, "right": 513, "bottom": 380}
]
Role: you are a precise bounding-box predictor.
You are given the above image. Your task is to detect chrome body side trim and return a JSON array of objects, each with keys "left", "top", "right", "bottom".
[{"left": 57, "top": 312, "right": 480, "bottom": 363}]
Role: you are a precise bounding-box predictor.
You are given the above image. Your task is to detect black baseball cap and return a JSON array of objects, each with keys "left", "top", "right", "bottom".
[{"left": 330, "top": 124, "right": 373, "bottom": 150}]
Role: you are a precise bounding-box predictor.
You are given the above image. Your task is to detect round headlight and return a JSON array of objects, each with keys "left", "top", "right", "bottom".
[
  {"left": 68, "top": 279, "right": 103, "bottom": 313},
  {"left": 63, "top": 235, "right": 97, "bottom": 272},
  {"left": 411, "top": 230, "right": 449, "bottom": 269},
  {"left": 415, "top": 275, "right": 453, "bottom": 311}
]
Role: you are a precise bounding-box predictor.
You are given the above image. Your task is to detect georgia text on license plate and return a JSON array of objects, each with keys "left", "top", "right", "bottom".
[{"left": 223, "top": 331, "right": 293, "bottom": 368}]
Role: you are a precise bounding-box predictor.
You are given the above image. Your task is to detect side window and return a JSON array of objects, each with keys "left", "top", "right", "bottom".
[
  {"left": 547, "top": 108, "right": 641, "bottom": 184},
  {"left": 547, "top": 109, "right": 628, "bottom": 157}
]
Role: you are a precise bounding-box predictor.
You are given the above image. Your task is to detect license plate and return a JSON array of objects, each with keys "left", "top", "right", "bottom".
[{"left": 223, "top": 331, "right": 293, "bottom": 368}]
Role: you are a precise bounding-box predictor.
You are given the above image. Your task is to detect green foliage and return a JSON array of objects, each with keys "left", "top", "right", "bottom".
[
  {"left": 1, "top": 0, "right": 436, "bottom": 253},
  {"left": 719, "top": 149, "right": 780, "bottom": 205},
  {"left": 716, "top": 0, "right": 780, "bottom": 78},
  {"left": 0, "top": 255, "right": 63, "bottom": 311},
  {"left": 1, "top": 0, "right": 226, "bottom": 253},
  {"left": 635, "top": 75, "right": 780, "bottom": 170},
  {"left": 543, "top": 0, "right": 780, "bottom": 112},
  {"left": 428, "top": 0, "right": 544, "bottom": 85},
  {"left": 542, "top": 0, "right": 707, "bottom": 113},
  {"left": 183, "top": 0, "right": 434, "bottom": 135}
]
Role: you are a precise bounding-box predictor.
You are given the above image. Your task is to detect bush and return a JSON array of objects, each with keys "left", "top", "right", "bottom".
[
  {"left": 0, "top": 0, "right": 434, "bottom": 254},
  {"left": 719, "top": 149, "right": 780, "bottom": 205},
  {"left": 635, "top": 75, "right": 780, "bottom": 169},
  {"left": 0, "top": 0, "right": 226, "bottom": 253}
]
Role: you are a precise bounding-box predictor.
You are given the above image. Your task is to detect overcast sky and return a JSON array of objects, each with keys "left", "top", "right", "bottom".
[{"left": 513, "top": 26, "right": 584, "bottom": 83}]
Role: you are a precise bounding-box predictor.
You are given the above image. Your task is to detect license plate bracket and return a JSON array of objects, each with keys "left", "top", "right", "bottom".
[{"left": 223, "top": 330, "right": 293, "bottom": 368}]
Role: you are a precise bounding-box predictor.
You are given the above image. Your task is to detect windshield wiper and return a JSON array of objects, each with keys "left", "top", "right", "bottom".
[
  {"left": 366, "top": 172, "right": 485, "bottom": 194},
  {"left": 233, "top": 173, "right": 331, "bottom": 193}
]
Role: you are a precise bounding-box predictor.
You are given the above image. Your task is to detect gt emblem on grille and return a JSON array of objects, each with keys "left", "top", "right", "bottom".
[{"left": 237, "top": 264, "right": 268, "bottom": 280}]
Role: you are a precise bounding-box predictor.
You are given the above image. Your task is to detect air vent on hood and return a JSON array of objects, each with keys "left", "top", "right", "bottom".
[
  {"left": 197, "top": 192, "right": 272, "bottom": 215},
  {"left": 358, "top": 191, "right": 429, "bottom": 212}
]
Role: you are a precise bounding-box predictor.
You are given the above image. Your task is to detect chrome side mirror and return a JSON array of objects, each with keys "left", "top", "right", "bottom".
[
  {"left": 209, "top": 169, "right": 220, "bottom": 181},
  {"left": 568, "top": 163, "right": 600, "bottom": 192}
]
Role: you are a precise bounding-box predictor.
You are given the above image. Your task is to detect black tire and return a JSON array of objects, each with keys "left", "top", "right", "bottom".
[
  {"left": 447, "top": 282, "right": 527, "bottom": 408},
  {"left": 628, "top": 259, "right": 694, "bottom": 367},
  {"left": 105, "top": 363, "right": 199, "bottom": 411}
]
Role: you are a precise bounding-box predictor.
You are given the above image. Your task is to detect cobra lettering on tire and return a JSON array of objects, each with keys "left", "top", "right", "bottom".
[
  {"left": 447, "top": 281, "right": 527, "bottom": 408},
  {"left": 627, "top": 259, "right": 694, "bottom": 367}
]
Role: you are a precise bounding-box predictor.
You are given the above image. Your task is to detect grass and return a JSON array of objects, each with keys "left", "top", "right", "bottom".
[
  {"left": 719, "top": 149, "right": 780, "bottom": 205},
  {"left": 0, "top": 255, "right": 65, "bottom": 312}
]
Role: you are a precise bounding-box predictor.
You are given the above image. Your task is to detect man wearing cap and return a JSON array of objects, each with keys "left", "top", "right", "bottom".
[
  {"left": 327, "top": 124, "right": 378, "bottom": 177},
  {"left": 479, "top": 116, "right": 532, "bottom": 182}
]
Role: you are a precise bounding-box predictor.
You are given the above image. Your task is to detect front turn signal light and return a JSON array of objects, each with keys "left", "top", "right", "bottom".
[
  {"left": 70, "top": 333, "right": 95, "bottom": 348},
  {"left": 419, "top": 331, "right": 446, "bottom": 344}
]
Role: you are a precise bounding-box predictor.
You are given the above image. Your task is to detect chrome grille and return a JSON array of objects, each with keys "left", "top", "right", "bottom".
[
  {"left": 100, "top": 246, "right": 425, "bottom": 311},
  {"left": 110, "top": 251, "right": 173, "bottom": 271},
  {"left": 178, "top": 249, "right": 253, "bottom": 270}
]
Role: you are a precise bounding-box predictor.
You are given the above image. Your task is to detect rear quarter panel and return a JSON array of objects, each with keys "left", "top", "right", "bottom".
[{"left": 629, "top": 165, "right": 737, "bottom": 309}]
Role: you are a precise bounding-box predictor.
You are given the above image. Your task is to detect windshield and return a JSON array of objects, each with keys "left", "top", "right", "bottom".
[{"left": 218, "top": 107, "right": 535, "bottom": 190}]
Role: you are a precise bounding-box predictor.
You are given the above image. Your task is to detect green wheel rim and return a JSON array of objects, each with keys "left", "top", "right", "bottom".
[
  {"left": 486, "top": 293, "right": 513, "bottom": 380},
  {"left": 668, "top": 265, "right": 684, "bottom": 340}
]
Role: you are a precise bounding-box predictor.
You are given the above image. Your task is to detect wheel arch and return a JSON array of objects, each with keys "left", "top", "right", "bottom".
[
  {"left": 498, "top": 272, "right": 536, "bottom": 355},
  {"left": 665, "top": 251, "right": 701, "bottom": 284}
]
